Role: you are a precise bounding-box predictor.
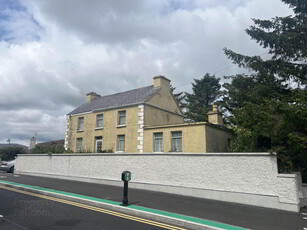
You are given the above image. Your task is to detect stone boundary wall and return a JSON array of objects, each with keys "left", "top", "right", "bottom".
[{"left": 15, "top": 152, "right": 301, "bottom": 212}]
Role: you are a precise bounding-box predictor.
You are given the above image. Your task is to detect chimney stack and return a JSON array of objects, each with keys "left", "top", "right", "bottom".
[
  {"left": 86, "top": 92, "right": 100, "bottom": 103},
  {"left": 153, "top": 75, "right": 171, "bottom": 90},
  {"left": 207, "top": 105, "right": 224, "bottom": 125}
]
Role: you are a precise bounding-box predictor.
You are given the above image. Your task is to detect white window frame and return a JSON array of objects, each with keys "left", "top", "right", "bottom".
[
  {"left": 171, "top": 131, "right": 182, "bottom": 152},
  {"left": 117, "top": 110, "right": 126, "bottom": 126},
  {"left": 153, "top": 132, "right": 164, "bottom": 153},
  {"left": 95, "top": 136, "right": 103, "bottom": 153},
  {"left": 117, "top": 135, "right": 125, "bottom": 152},
  {"left": 77, "top": 117, "right": 84, "bottom": 131},
  {"left": 76, "top": 138, "right": 83, "bottom": 152},
  {"left": 96, "top": 114, "right": 104, "bottom": 129}
]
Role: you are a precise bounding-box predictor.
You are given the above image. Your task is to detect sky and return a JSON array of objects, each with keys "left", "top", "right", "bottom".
[{"left": 0, "top": 0, "right": 292, "bottom": 146}]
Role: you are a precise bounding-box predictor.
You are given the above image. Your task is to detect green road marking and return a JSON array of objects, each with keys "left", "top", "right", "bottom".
[
  {"left": 0, "top": 180, "right": 120, "bottom": 206},
  {"left": 0, "top": 180, "right": 246, "bottom": 230}
]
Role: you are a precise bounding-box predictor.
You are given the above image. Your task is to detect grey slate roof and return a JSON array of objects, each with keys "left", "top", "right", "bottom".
[
  {"left": 36, "top": 139, "right": 65, "bottom": 147},
  {"left": 69, "top": 85, "right": 160, "bottom": 115}
]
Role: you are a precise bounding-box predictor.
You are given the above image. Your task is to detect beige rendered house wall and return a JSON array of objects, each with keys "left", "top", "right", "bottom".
[
  {"left": 143, "top": 124, "right": 206, "bottom": 153},
  {"left": 205, "top": 125, "right": 234, "bottom": 152},
  {"left": 146, "top": 87, "right": 183, "bottom": 116},
  {"left": 144, "top": 80, "right": 184, "bottom": 126},
  {"left": 144, "top": 105, "right": 184, "bottom": 126},
  {"left": 68, "top": 106, "right": 139, "bottom": 152}
]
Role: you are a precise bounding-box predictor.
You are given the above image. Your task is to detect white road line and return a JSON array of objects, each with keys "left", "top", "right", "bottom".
[
  {"left": 303, "top": 228, "right": 307, "bottom": 230},
  {"left": 303, "top": 217, "right": 307, "bottom": 220},
  {"left": 303, "top": 213, "right": 307, "bottom": 215}
]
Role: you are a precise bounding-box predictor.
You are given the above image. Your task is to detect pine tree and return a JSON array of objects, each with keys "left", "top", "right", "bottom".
[
  {"left": 224, "top": 0, "right": 307, "bottom": 84},
  {"left": 185, "top": 73, "right": 222, "bottom": 122},
  {"left": 170, "top": 85, "right": 186, "bottom": 110},
  {"left": 222, "top": 0, "right": 307, "bottom": 180}
]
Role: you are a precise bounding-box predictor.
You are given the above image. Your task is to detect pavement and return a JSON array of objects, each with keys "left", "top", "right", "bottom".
[{"left": 0, "top": 172, "right": 305, "bottom": 230}]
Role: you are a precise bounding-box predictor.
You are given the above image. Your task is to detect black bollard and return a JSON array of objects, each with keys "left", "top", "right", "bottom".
[
  {"left": 121, "top": 171, "right": 131, "bottom": 206},
  {"left": 122, "top": 181, "right": 128, "bottom": 206}
]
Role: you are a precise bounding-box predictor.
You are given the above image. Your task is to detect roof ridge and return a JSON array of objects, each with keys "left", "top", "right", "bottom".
[{"left": 68, "top": 84, "right": 158, "bottom": 115}]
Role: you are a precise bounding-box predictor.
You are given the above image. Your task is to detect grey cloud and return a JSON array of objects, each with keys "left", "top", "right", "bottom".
[
  {"left": 0, "top": 110, "right": 65, "bottom": 145},
  {"left": 0, "top": 0, "right": 292, "bottom": 145}
]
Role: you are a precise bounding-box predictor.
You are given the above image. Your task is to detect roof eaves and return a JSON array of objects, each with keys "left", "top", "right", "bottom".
[
  {"left": 91, "top": 102, "right": 143, "bottom": 113},
  {"left": 69, "top": 102, "right": 143, "bottom": 116},
  {"left": 68, "top": 111, "right": 92, "bottom": 116}
]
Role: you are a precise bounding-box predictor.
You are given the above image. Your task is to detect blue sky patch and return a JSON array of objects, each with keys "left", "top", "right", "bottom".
[{"left": 0, "top": 0, "right": 41, "bottom": 43}]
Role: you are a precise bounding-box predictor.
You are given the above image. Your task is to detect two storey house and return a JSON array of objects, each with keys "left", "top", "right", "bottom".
[{"left": 65, "top": 76, "right": 233, "bottom": 153}]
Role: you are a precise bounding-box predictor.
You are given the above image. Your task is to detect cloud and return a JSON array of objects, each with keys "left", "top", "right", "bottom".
[
  {"left": 0, "top": 109, "right": 66, "bottom": 146},
  {"left": 0, "top": 0, "right": 41, "bottom": 43},
  {"left": 0, "top": 0, "right": 292, "bottom": 145}
]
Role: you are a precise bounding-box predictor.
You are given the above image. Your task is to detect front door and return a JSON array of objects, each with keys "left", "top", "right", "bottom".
[{"left": 95, "top": 137, "right": 103, "bottom": 153}]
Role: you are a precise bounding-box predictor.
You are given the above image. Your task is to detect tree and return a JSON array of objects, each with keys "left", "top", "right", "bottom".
[
  {"left": 0, "top": 147, "right": 27, "bottom": 161},
  {"left": 185, "top": 73, "right": 222, "bottom": 122},
  {"left": 170, "top": 85, "right": 186, "bottom": 110},
  {"left": 222, "top": 0, "right": 307, "bottom": 180},
  {"left": 224, "top": 0, "right": 307, "bottom": 84}
]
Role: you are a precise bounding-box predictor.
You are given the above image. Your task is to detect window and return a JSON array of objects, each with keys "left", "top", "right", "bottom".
[
  {"left": 96, "top": 114, "right": 104, "bottom": 128},
  {"left": 117, "top": 135, "right": 125, "bottom": 152},
  {"left": 76, "top": 138, "right": 83, "bottom": 152},
  {"left": 77, "top": 117, "right": 84, "bottom": 131},
  {"left": 172, "top": 131, "right": 182, "bottom": 152},
  {"left": 153, "top": 133, "right": 163, "bottom": 152},
  {"left": 118, "top": 111, "right": 126, "bottom": 126},
  {"left": 95, "top": 136, "right": 103, "bottom": 153}
]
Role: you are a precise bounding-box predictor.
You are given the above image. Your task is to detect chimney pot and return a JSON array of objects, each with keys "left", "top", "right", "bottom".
[
  {"left": 212, "top": 105, "right": 218, "bottom": 112},
  {"left": 85, "top": 92, "right": 101, "bottom": 103},
  {"left": 207, "top": 105, "right": 224, "bottom": 125},
  {"left": 153, "top": 75, "right": 171, "bottom": 90}
]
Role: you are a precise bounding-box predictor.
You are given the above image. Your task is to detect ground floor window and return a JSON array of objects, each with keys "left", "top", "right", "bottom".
[
  {"left": 153, "top": 132, "right": 163, "bottom": 152},
  {"left": 117, "top": 135, "right": 125, "bottom": 152},
  {"left": 171, "top": 131, "right": 182, "bottom": 152},
  {"left": 95, "top": 136, "right": 103, "bottom": 153},
  {"left": 76, "top": 138, "right": 83, "bottom": 152}
]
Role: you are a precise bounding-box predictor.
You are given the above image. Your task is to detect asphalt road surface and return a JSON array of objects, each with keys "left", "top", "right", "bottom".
[
  {"left": 0, "top": 172, "right": 304, "bottom": 230},
  {"left": 0, "top": 187, "right": 185, "bottom": 230}
]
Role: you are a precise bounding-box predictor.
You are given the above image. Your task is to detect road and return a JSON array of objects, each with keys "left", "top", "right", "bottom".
[
  {"left": 0, "top": 171, "right": 305, "bottom": 230},
  {"left": 0, "top": 185, "right": 185, "bottom": 230}
]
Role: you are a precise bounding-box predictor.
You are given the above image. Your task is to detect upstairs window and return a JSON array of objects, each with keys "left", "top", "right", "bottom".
[
  {"left": 153, "top": 132, "right": 163, "bottom": 152},
  {"left": 76, "top": 138, "right": 83, "bottom": 152},
  {"left": 117, "top": 135, "right": 125, "bottom": 152},
  {"left": 77, "top": 117, "right": 84, "bottom": 131},
  {"left": 172, "top": 131, "right": 182, "bottom": 152},
  {"left": 118, "top": 111, "right": 126, "bottom": 126},
  {"left": 96, "top": 114, "right": 104, "bottom": 128}
]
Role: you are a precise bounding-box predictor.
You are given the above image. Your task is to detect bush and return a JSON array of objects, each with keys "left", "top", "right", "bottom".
[
  {"left": 0, "top": 147, "right": 27, "bottom": 161},
  {"left": 31, "top": 145, "right": 65, "bottom": 154}
]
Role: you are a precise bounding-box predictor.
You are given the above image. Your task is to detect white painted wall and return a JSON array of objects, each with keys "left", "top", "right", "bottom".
[
  {"left": 303, "top": 184, "right": 307, "bottom": 207},
  {"left": 15, "top": 153, "right": 301, "bottom": 212}
]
